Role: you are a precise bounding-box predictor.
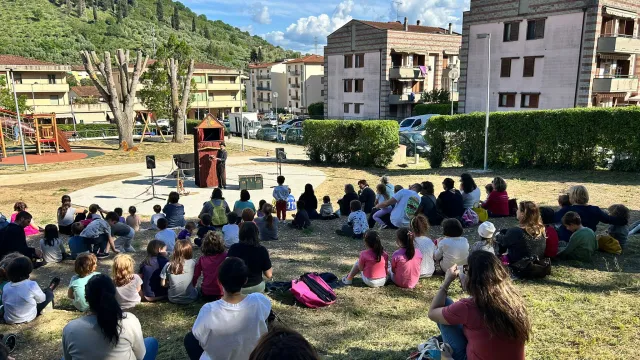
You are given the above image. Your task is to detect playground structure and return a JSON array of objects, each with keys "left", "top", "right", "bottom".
[
  {"left": 136, "top": 110, "right": 167, "bottom": 143},
  {"left": 0, "top": 109, "right": 71, "bottom": 161}
]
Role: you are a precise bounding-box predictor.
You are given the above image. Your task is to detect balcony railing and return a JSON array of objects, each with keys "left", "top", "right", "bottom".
[
  {"left": 258, "top": 98, "right": 272, "bottom": 103},
  {"left": 289, "top": 71, "right": 301, "bottom": 76},
  {"left": 597, "top": 34, "right": 640, "bottom": 54},
  {"left": 256, "top": 86, "right": 271, "bottom": 91},
  {"left": 389, "top": 67, "right": 425, "bottom": 80},
  {"left": 291, "top": 96, "right": 300, "bottom": 101},
  {"left": 14, "top": 83, "right": 69, "bottom": 93},
  {"left": 388, "top": 93, "right": 419, "bottom": 104},
  {"left": 592, "top": 75, "right": 639, "bottom": 93},
  {"left": 257, "top": 75, "right": 271, "bottom": 80},
  {"left": 289, "top": 83, "right": 300, "bottom": 88}
]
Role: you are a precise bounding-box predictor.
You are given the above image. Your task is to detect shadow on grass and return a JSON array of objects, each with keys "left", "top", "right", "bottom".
[{"left": 322, "top": 347, "right": 415, "bottom": 360}]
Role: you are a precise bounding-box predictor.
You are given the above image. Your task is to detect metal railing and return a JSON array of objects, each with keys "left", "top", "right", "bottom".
[
  {"left": 256, "top": 86, "right": 271, "bottom": 91},
  {"left": 600, "top": 33, "right": 639, "bottom": 39},
  {"left": 594, "top": 74, "right": 638, "bottom": 79},
  {"left": 289, "top": 83, "right": 300, "bottom": 88}
]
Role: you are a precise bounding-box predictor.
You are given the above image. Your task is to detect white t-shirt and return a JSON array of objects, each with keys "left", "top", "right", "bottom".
[
  {"left": 150, "top": 213, "right": 166, "bottom": 230},
  {"left": 40, "top": 238, "right": 65, "bottom": 263},
  {"left": 434, "top": 237, "right": 470, "bottom": 270},
  {"left": 155, "top": 229, "right": 177, "bottom": 252},
  {"left": 390, "top": 189, "right": 421, "bottom": 228},
  {"left": 2, "top": 280, "right": 45, "bottom": 324},
  {"left": 414, "top": 236, "right": 436, "bottom": 277},
  {"left": 222, "top": 224, "right": 240, "bottom": 248},
  {"left": 58, "top": 207, "right": 76, "bottom": 226},
  {"left": 192, "top": 293, "right": 271, "bottom": 360},
  {"left": 462, "top": 187, "right": 481, "bottom": 209},
  {"left": 116, "top": 274, "right": 143, "bottom": 310},
  {"left": 63, "top": 313, "right": 146, "bottom": 360},
  {"left": 376, "top": 194, "right": 392, "bottom": 210}
]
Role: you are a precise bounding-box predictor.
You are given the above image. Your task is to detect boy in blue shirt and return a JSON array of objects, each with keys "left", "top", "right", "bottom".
[
  {"left": 68, "top": 222, "right": 90, "bottom": 260},
  {"left": 272, "top": 175, "right": 290, "bottom": 222}
]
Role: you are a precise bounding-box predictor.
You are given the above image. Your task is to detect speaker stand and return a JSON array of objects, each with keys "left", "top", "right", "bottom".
[{"left": 136, "top": 168, "right": 166, "bottom": 202}]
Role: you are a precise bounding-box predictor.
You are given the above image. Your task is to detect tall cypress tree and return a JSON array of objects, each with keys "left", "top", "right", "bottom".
[
  {"left": 93, "top": 5, "right": 98, "bottom": 21},
  {"left": 77, "top": 0, "right": 86, "bottom": 17},
  {"left": 191, "top": 17, "right": 196, "bottom": 32},
  {"left": 116, "top": 3, "right": 123, "bottom": 22},
  {"left": 121, "top": 1, "right": 128, "bottom": 17},
  {"left": 203, "top": 26, "right": 211, "bottom": 39},
  {"left": 156, "top": 0, "right": 163, "bottom": 22},
  {"left": 66, "top": 0, "right": 72, "bottom": 15},
  {"left": 172, "top": 6, "right": 180, "bottom": 30}
]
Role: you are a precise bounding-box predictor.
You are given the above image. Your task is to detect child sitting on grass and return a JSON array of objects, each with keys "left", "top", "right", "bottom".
[
  {"left": 114, "top": 208, "right": 126, "bottom": 223},
  {"left": 341, "top": 230, "right": 388, "bottom": 288},
  {"left": 605, "top": 204, "right": 630, "bottom": 249},
  {"left": 139, "top": 240, "right": 168, "bottom": 302},
  {"left": 290, "top": 201, "right": 311, "bottom": 230},
  {"left": 68, "top": 253, "right": 100, "bottom": 312},
  {"left": 336, "top": 200, "right": 368, "bottom": 239},
  {"left": 319, "top": 196, "right": 336, "bottom": 220},
  {"left": 0, "top": 253, "right": 22, "bottom": 306},
  {"left": 434, "top": 218, "right": 469, "bottom": 271},
  {"left": 192, "top": 231, "right": 228, "bottom": 302},
  {"left": 161, "top": 240, "right": 198, "bottom": 304},
  {"left": 256, "top": 200, "right": 267, "bottom": 217},
  {"left": 470, "top": 221, "right": 497, "bottom": 254},
  {"left": 178, "top": 222, "right": 197, "bottom": 241},
  {"left": 484, "top": 183, "right": 493, "bottom": 200},
  {"left": 3, "top": 255, "right": 60, "bottom": 324},
  {"left": 154, "top": 218, "right": 177, "bottom": 253},
  {"left": 112, "top": 254, "right": 142, "bottom": 310},
  {"left": 222, "top": 213, "right": 240, "bottom": 248},
  {"left": 389, "top": 228, "right": 423, "bottom": 289},
  {"left": 40, "top": 224, "right": 67, "bottom": 263},
  {"left": 68, "top": 222, "right": 89, "bottom": 260},
  {"left": 558, "top": 211, "right": 597, "bottom": 262},
  {"left": 150, "top": 205, "right": 165, "bottom": 230},
  {"left": 540, "top": 207, "right": 559, "bottom": 258},
  {"left": 195, "top": 214, "right": 217, "bottom": 247},
  {"left": 411, "top": 215, "right": 435, "bottom": 278},
  {"left": 242, "top": 208, "right": 256, "bottom": 223},
  {"left": 558, "top": 194, "right": 571, "bottom": 209},
  {"left": 126, "top": 206, "right": 141, "bottom": 232}
]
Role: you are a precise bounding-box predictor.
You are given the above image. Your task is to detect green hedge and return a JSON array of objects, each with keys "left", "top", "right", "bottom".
[
  {"left": 59, "top": 124, "right": 116, "bottom": 131},
  {"left": 304, "top": 120, "right": 399, "bottom": 167},
  {"left": 414, "top": 102, "right": 458, "bottom": 116},
  {"left": 425, "top": 107, "right": 640, "bottom": 170}
]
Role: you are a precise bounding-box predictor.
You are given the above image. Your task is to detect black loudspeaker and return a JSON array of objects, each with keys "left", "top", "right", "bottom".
[
  {"left": 276, "top": 148, "right": 286, "bottom": 160},
  {"left": 146, "top": 155, "right": 156, "bottom": 169}
]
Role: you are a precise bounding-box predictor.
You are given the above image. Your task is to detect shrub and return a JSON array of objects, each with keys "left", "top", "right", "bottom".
[
  {"left": 304, "top": 120, "right": 399, "bottom": 168},
  {"left": 307, "top": 102, "right": 323, "bottom": 117},
  {"left": 414, "top": 102, "right": 458, "bottom": 116},
  {"left": 425, "top": 107, "right": 640, "bottom": 171},
  {"left": 420, "top": 89, "right": 451, "bottom": 103}
]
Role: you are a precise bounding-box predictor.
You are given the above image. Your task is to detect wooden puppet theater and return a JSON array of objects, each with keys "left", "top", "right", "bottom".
[{"left": 193, "top": 114, "right": 225, "bottom": 188}]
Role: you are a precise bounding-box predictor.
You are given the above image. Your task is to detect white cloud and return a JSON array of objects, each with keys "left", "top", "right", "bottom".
[
  {"left": 251, "top": 3, "right": 272, "bottom": 24},
  {"left": 391, "top": 0, "right": 469, "bottom": 32},
  {"left": 240, "top": 25, "right": 254, "bottom": 34}
]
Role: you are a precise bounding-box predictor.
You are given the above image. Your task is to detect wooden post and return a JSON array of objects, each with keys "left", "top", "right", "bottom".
[
  {"left": 52, "top": 114, "right": 59, "bottom": 154},
  {"left": 139, "top": 111, "right": 149, "bottom": 144},
  {"left": 151, "top": 112, "right": 166, "bottom": 142},
  {"left": 34, "top": 117, "right": 42, "bottom": 155},
  {"left": 0, "top": 121, "right": 6, "bottom": 160}
]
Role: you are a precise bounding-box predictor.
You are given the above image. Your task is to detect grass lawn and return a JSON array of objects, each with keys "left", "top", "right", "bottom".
[{"left": 0, "top": 160, "right": 639, "bottom": 359}]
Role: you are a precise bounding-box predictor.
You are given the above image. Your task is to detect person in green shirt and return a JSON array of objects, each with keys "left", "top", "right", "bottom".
[
  {"left": 558, "top": 211, "right": 597, "bottom": 262},
  {"left": 68, "top": 253, "right": 100, "bottom": 311}
]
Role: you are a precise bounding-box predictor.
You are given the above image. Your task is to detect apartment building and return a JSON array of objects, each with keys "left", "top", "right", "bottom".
[
  {"left": 189, "top": 63, "right": 245, "bottom": 120},
  {"left": 247, "top": 62, "right": 288, "bottom": 113},
  {"left": 460, "top": 0, "right": 640, "bottom": 113},
  {"left": 285, "top": 55, "right": 325, "bottom": 114},
  {"left": 324, "top": 19, "right": 462, "bottom": 120},
  {"left": 0, "top": 55, "right": 72, "bottom": 119}
]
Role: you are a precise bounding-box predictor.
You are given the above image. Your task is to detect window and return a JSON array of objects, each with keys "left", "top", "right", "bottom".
[
  {"left": 229, "top": 77, "right": 235, "bottom": 83},
  {"left": 521, "top": 93, "right": 540, "bottom": 108},
  {"left": 344, "top": 103, "right": 350, "bottom": 113},
  {"left": 523, "top": 57, "right": 536, "bottom": 77},
  {"left": 49, "top": 95, "right": 60, "bottom": 105},
  {"left": 344, "top": 55, "right": 353, "bottom": 68},
  {"left": 296, "top": 102, "right": 299, "bottom": 108},
  {"left": 343, "top": 79, "right": 353, "bottom": 92},
  {"left": 355, "top": 53, "right": 365, "bottom": 68},
  {"left": 500, "top": 58, "right": 512, "bottom": 77},
  {"left": 355, "top": 79, "right": 364, "bottom": 92},
  {"left": 321, "top": 77, "right": 324, "bottom": 84},
  {"left": 498, "top": 93, "right": 516, "bottom": 107},
  {"left": 526, "top": 19, "right": 545, "bottom": 40},
  {"left": 12, "top": 73, "right": 22, "bottom": 84},
  {"left": 321, "top": 90, "right": 325, "bottom": 96},
  {"left": 48, "top": 74, "right": 56, "bottom": 84},
  {"left": 503, "top": 22, "right": 519, "bottom": 42},
  {"left": 354, "top": 103, "right": 362, "bottom": 114}
]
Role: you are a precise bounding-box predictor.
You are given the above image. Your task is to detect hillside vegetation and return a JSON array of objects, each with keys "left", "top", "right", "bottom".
[{"left": 0, "top": 0, "right": 299, "bottom": 67}]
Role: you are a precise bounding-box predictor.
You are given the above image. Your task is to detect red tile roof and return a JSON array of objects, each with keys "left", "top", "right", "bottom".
[
  {"left": 71, "top": 65, "right": 86, "bottom": 71},
  {"left": 359, "top": 21, "right": 456, "bottom": 35},
  {"left": 248, "top": 62, "right": 281, "bottom": 69},
  {"left": 0, "top": 54, "right": 58, "bottom": 66},
  {"left": 286, "top": 55, "right": 324, "bottom": 64},
  {"left": 70, "top": 86, "right": 101, "bottom": 98}
]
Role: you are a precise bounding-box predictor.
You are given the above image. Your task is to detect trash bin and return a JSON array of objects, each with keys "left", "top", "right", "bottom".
[{"left": 239, "top": 174, "right": 264, "bottom": 190}]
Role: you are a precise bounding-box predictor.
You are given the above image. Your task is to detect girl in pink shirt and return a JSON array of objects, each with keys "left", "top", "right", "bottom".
[
  {"left": 11, "top": 202, "right": 40, "bottom": 236},
  {"left": 389, "top": 228, "right": 423, "bottom": 289},
  {"left": 341, "top": 231, "right": 389, "bottom": 288},
  {"left": 191, "top": 231, "right": 227, "bottom": 302}
]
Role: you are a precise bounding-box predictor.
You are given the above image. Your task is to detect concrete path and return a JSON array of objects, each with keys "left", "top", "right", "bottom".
[{"left": 225, "top": 136, "right": 308, "bottom": 159}]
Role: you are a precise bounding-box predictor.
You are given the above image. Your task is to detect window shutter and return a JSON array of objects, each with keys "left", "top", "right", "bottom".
[
  {"left": 536, "top": 19, "right": 545, "bottom": 39},
  {"left": 501, "top": 58, "right": 511, "bottom": 77},
  {"left": 512, "top": 22, "right": 519, "bottom": 41},
  {"left": 531, "top": 94, "right": 539, "bottom": 108},
  {"left": 503, "top": 23, "right": 510, "bottom": 41},
  {"left": 507, "top": 94, "right": 516, "bottom": 107},
  {"left": 523, "top": 57, "right": 535, "bottom": 77}
]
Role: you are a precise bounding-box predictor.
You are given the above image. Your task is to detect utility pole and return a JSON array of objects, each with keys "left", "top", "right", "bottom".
[{"left": 314, "top": 36, "right": 318, "bottom": 55}]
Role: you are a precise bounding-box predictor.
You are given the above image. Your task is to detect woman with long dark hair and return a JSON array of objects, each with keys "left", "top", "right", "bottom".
[
  {"left": 428, "top": 251, "right": 530, "bottom": 360},
  {"left": 227, "top": 222, "right": 273, "bottom": 294},
  {"left": 163, "top": 191, "right": 186, "bottom": 228},
  {"left": 57, "top": 195, "right": 87, "bottom": 235},
  {"left": 459, "top": 173, "right": 481, "bottom": 209},
  {"left": 298, "top": 183, "right": 319, "bottom": 219},
  {"left": 199, "top": 188, "right": 231, "bottom": 220},
  {"left": 255, "top": 204, "right": 279, "bottom": 241},
  {"left": 62, "top": 274, "right": 158, "bottom": 359}
]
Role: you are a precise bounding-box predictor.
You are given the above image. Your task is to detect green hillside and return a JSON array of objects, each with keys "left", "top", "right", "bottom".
[{"left": 0, "top": 0, "right": 299, "bottom": 67}]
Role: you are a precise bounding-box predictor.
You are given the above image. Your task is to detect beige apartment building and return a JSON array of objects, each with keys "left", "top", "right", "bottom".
[
  {"left": 324, "top": 19, "right": 462, "bottom": 120},
  {"left": 285, "top": 55, "right": 325, "bottom": 114},
  {"left": 247, "top": 62, "right": 288, "bottom": 113},
  {"left": 189, "top": 63, "right": 245, "bottom": 120},
  {"left": 460, "top": 0, "right": 640, "bottom": 113}
]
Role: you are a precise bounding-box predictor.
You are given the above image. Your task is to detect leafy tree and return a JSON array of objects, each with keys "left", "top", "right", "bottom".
[
  {"left": 79, "top": 78, "right": 94, "bottom": 86},
  {"left": 250, "top": 49, "right": 257, "bottom": 62},
  {"left": 191, "top": 16, "right": 196, "bottom": 32},
  {"left": 203, "top": 26, "right": 210, "bottom": 39},
  {"left": 32, "top": 8, "right": 44, "bottom": 21},
  {"left": 257, "top": 47, "right": 263, "bottom": 62},
  {"left": 121, "top": 1, "right": 128, "bottom": 17},
  {"left": 420, "top": 89, "right": 451, "bottom": 104},
  {"left": 207, "top": 41, "right": 218, "bottom": 58},
  {"left": 307, "top": 102, "right": 323, "bottom": 117},
  {"left": 0, "top": 76, "right": 31, "bottom": 114},
  {"left": 66, "top": 74, "right": 78, "bottom": 87},
  {"left": 103, "top": 0, "right": 113, "bottom": 11},
  {"left": 116, "top": 3, "right": 123, "bottom": 22},
  {"left": 155, "top": 0, "right": 163, "bottom": 21},
  {"left": 66, "top": 0, "right": 72, "bottom": 14},
  {"left": 128, "top": 0, "right": 136, "bottom": 6},
  {"left": 171, "top": 6, "right": 179, "bottom": 30},
  {"left": 139, "top": 62, "right": 171, "bottom": 119},
  {"left": 77, "top": 0, "right": 85, "bottom": 17}
]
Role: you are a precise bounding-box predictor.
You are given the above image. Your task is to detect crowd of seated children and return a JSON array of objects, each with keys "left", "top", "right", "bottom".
[
  {"left": 411, "top": 215, "right": 436, "bottom": 278},
  {"left": 178, "top": 222, "right": 197, "bottom": 241},
  {"left": 150, "top": 205, "right": 165, "bottom": 230},
  {"left": 139, "top": 240, "right": 169, "bottom": 302},
  {"left": 68, "top": 253, "right": 100, "bottom": 312},
  {"left": 558, "top": 212, "right": 597, "bottom": 262},
  {"left": 160, "top": 240, "right": 198, "bottom": 304},
  {"left": 112, "top": 254, "right": 143, "bottom": 310},
  {"left": 40, "top": 224, "right": 67, "bottom": 263},
  {"left": 389, "top": 228, "right": 423, "bottom": 289},
  {"left": 222, "top": 213, "right": 240, "bottom": 247},
  {"left": 154, "top": 218, "right": 176, "bottom": 254},
  {"left": 126, "top": 206, "right": 141, "bottom": 232},
  {"left": 341, "top": 231, "right": 389, "bottom": 288},
  {"left": 336, "top": 200, "right": 369, "bottom": 239},
  {"left": 192, "top": 231, "right": 228, "bottom": 302},
  {"left": 434, "top": 219, "right": 469, "bottom": 271}
]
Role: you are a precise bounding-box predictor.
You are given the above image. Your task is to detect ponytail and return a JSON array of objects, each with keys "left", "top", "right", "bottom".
[
  {"left": 58, "top": 201, "right": 72, "bottom": 221},
  {"left": 85, "top": 274, "right": 123, "bottom": 344},
  {"left": 263, "top": 204, "right": 274, "bottom": 229},
  {"left": 396, "top": 228, "right": 416, "bottom": 260},
  {"left": 364, "top": 231, "right": 384, "bottom": 263}
]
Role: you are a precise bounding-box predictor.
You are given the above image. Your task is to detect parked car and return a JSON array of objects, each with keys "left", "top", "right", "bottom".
[
  {"left": 286, "top": 128, "right": 304, "bottom": 145},
  {"left": 256, "top": 128, "right": 278, "bottom": 142},
  {"left": 279, "top": 119, "right": 305, "bottom": 133},
  {"left": 398, "top": 114, "right": 438, "bottom": 132},
  {"left": 156, "top": 118, "right": 171, "bottom": 128},
  {"left": 399, "top": 132, "right": 429, "bottom": 157}
]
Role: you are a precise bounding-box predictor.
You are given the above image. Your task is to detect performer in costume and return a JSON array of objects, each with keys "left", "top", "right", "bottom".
[{"left": 214, "top": 143, "right": 227, "bottom": 189}]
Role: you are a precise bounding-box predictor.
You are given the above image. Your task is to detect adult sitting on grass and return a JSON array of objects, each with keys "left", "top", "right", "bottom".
[
  {"left": 298, "top": 184, "right": 319, "bottom": 219},
  {"left": 496, "top": 201, "right": 546, "bottom": 266},
  {"left": 184, "top": 257, "right": 271, "bottom": 360},
  {"left": 460, "top": 173, "right": 481, "bottom": 209},
  {"left": 554, "top": 185, "right": 626, "bottom": 242},
  {"left": 234, "top": 190, "right": 257, "bottom": 217},
  {"left": 557, "top": 211, "right": 597, "bottom": 262},
  {"left": 374, "top": 183, "right": 422, "bottom": 229},
  {"left": 437, "top": 178, "right": 465, "bottom": 219},
  {"left": 417, "top": 181, "right": 443, "bottom": 226},
  {"left": 337, "top": 184, "right": 359, "bottom": 217},
  {"left": 163, "top": 191, "right": 186, "bottom": 228},
  {"left": 428, "top": 251, "right": 530, "bottom": 360},
  {"left": 227, "top": 222, "right": 273, "bottom": 294},
  {"left": 199, "top": 188, "right": 231, "bottom": 224},
  {"left": 57, "top": 195, "right": 87, "bottom": 236},
  {"left": 62, "top": 274, "right": 158, "bottom": 360},
  {"left": 482, "top": 177, "right": 510, "bottom": 217},
  {"left": 0, "top": 211, "right": 43, "bottom": 264},
  {"left": 357, "top": 180, "right": 376, "bottom": 214}
]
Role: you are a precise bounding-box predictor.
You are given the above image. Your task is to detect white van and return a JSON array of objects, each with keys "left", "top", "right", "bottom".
[
  {"left": 229, "top": 112, "right": 261, "bottom": 138},
  {"left": 398, "top": 114, "right": 439, "bottom": 132}
]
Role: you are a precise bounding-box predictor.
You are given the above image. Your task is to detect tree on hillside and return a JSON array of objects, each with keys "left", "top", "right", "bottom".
[
  {"left": 191, "top": 17, "right": 196, "bottom": 32},
  {"left": 250, "top": 49, "right": 258, "bottom": 62},
  {"left": 116, "top": 3, "right": 123, "bottom": 22},
  {"left": 66, "top": 0, "right": 72, "bottom": 14},
  {"left": 257, "top": 47, "right": 264, "bottom": 62},
  {"left": 207, "top": 41, "right": 219, "bottom": 58},
  {"left": 0, "top": 76, "right": 31, "bottom": 114},
  {"left": 171, "top": 6, "right": 180, "bottom": 30},
  {"left": 77, "top": 0, "right": 86, "bottom": 17},
  {"left": 121, "top": 1, "right": 128, "bottom": 18},
  {"left": 203, "top": 26, "right": 211, "bottom": 39},
  {"left": 155, "top": 0, "right": 163, "bottom": 21},
  {"left": 103, "top": 0, "right": 113, "bottom": 12},
  {"left": 92, "top": 4, "right": 98, "bottom": 21},
  {"left": 80, "top": 49, "right": 149, "bottom": 147}
]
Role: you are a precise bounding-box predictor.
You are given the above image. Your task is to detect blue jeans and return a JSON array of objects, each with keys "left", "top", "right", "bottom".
[
  {"left": 436, "top": 297, "right": 468, "bottom": 360},
  {"left": 143, "top": 337, "right": 159, "bottom": 360}
]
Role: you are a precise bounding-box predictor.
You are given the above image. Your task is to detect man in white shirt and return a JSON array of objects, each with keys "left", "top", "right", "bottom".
[
  {"left": 183, "top": 257, "right": 271, "bottom": 360},
  {"left": 374, "top": 183, "right": 422, "bottom": 229}
]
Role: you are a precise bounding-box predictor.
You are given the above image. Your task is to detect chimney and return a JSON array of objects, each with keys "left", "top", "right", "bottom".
[
  {"left": 448, "top": 23, "right": 453, "bottom": 34},
  {"left": 404, "top": 17, "right": 409, "bottom": 31},
  {"left": 417, "top": 20, "right": 421, "bottom": 26}
]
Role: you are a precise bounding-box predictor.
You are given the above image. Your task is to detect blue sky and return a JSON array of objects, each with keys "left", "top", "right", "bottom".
[{"left": 181, "top": 0, "right": 470, "bottom": 54}]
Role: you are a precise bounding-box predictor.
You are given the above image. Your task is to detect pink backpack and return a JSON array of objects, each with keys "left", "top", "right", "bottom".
[{"left": 290, "top": 273, "right": 337, "bottom": 308}]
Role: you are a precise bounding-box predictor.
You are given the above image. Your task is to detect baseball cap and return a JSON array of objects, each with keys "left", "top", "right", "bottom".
[{"left": 478, "top": 221, "right": 496, "bottom": 239}]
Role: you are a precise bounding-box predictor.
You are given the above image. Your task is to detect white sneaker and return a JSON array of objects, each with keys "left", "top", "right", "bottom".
[{"left": 341, "top": 276, "right": 353, "bottom": 285}]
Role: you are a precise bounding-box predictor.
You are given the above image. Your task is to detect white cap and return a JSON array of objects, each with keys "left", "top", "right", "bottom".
[{"left": 478, "top": 221, "right": 496, "bottom": 239}]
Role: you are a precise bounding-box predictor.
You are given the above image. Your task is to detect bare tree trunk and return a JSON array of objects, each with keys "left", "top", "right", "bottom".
[
  {"left": 80, "top": 49, "right": 148, "bottom": 148},
  {"left": 168, "top": 59, "right": 195, "bottom": 143}
]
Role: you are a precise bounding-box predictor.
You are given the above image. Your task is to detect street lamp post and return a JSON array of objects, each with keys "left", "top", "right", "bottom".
[
  {"left": 240, "top": 68, "right": 244, "bottom": 151},
  {"left": 477, "top": 33, "right": 491, "bottom": 171},
  {"left": 9, "top": 70, "right": 28, "bottom": 171},
  {"left": 273, "top": 91, "right": 279, "bottom": 142}
]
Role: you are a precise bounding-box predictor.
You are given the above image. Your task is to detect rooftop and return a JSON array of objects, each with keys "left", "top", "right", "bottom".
[
  {"left": 0, "top": 54, "right": 59, "bottom": 66},
  {"left": 70, "top": 86, "right": 101, "bottom": 98},
  {"left": 286, "top": 55, "right": 324, "bottom": 65},
  {"left": 359, "top": 20, "right": 459, "bottom": 35},
  {"left": 248, "top": 62, "right": 282, "bottom": 69}
]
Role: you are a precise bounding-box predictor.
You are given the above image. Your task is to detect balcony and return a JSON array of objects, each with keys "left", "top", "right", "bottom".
[
  {"left": 389, "top": 67, "right": 425, "bottom": 80},
  {"left": 257, "top": 75, "right": 271, "bottom": 80},
  {"left": 256, "top": 86, "right": 271, "bottom": 91},
  {"left": 289, "top": 71, "right": 300, "bottom": 76},
  {"left": 291, "top": 96, "right": 300, "bottom": 101},
  {"left": 597, "top": 35, "right": 640, "bottom": 54},
  {"left": 388, "top": 93, "right": 419, "bottom": 104},
  {"left": 191, "top": 100, "right": 244, "bottom": 108},
  {"left": 206, "top": 83, "right": 241, "bottom": 91},
  {"left": 14, "top": 83, "right": 69, "bottom": 93},
  {"left": 258, "top": 98, "right": 272, "bottom": 103},
  {"left": 289, "top": 83, "right": 300, "bottom": 88},
  {"left": 592, "top": 76, "right": 639, "bottom": 93}
]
